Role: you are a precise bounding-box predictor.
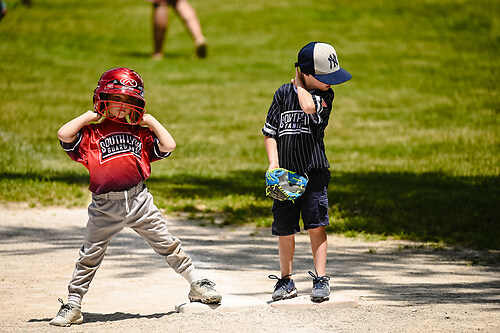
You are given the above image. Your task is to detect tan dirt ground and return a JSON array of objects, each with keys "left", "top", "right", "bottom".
[{"left": 0, "top": 205, "right": 498, "bottom": 332}]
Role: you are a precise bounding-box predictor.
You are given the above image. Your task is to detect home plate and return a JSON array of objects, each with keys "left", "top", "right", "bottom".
[
  {"left": 268, "top": 294, "right": 358, "bottom": 310},
  {"left": 176, "top": 295, "right": 268, "bottom": 314}
]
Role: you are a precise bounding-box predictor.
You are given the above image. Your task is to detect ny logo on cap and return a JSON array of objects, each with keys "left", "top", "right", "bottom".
[{"left": 328, "top": 53, "right": 338, "bottom": 69}]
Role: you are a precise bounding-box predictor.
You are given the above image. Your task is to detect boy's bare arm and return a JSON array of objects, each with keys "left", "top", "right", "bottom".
[
  {"left": 139, "top": 114, "right": 176, "bottom": 153},
  {"left": 57, "top": 110, "right": 101, "bottom": 143},
  {"left": 292, "top": 67, "right": 316, "bottom": 114},
  {"left": 264, "top": 136, "right": 279, "bottom": 170}
]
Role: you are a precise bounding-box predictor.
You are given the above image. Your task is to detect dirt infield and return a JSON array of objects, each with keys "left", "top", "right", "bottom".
[{"left": 0, "top": 205, "right": 498, "bottom": 332}]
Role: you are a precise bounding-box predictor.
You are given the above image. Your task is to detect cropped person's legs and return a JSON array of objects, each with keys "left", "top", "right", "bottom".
[
  {"left": 171, "top": 0, "right": 207, "bottom": 57},
  {"left": 152, "top": 0, "right": 206, "bottom": 58},
  {"left": 172, "top": 0, "right": 205, "bottom": 44},
  {"left": 152, "top": 1, "right": 169, "bottom": 59}
]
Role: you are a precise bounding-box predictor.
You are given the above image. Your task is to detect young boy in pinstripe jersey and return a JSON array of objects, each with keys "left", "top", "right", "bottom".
[{"left": 263, "top": 42, "right": 351, "bottom": 302}]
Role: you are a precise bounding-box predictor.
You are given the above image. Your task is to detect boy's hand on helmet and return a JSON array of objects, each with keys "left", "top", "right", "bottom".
[
  {"left": 85, "top": 110, "right": 101, "bottom": 122},
  {"left": 138, "top": 113, "right": 153, "bottom": 126}
]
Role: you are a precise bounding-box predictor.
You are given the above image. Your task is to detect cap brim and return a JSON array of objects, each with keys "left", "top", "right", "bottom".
[{"left": 314, "top": 68, "right": 352, "bottom": 85}]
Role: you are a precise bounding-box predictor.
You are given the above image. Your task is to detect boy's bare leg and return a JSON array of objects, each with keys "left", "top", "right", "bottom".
[
  {"left": 152, "top": 2, "right": 169, "bottom": 59},
  {"left": 308, "top": 226, "right": 327, "bottom": 276},
  {"left": 278, "top": 234, "right": 295, "bottom": 278}
]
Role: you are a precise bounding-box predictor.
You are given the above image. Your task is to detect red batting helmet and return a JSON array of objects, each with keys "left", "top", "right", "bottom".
[{"left": 93, "top": 67, "right": 146, "bottom": 125}]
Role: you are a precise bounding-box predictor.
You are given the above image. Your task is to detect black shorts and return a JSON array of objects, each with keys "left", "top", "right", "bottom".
[{"left": 271, "top": 169, "right": 330, "bottom": 236}]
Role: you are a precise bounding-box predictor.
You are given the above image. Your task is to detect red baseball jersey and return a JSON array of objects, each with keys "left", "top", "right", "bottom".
[{"left": 61, "top": 118, "right": 170, "bottom": 194}]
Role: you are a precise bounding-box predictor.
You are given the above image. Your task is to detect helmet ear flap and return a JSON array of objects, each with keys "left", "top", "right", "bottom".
[
  {"left": 93, "top": 92, "right": 105, "bottom": 114},
  {"left": 93, "top": 88, "right": 104, "bottom": 113}
]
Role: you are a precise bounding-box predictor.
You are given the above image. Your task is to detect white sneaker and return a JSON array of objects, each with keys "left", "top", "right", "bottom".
[
  {"left": 188, "top": 279, "right": 222, "bottom": 304},
  {"left": 49, "top": 298, "right": 83, "bottom": 327}
]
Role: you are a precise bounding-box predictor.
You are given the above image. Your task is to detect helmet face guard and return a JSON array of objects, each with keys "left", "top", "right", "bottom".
[
  {"left": 93, "top": 68, "right": 146, "bottom": 125},
  {"left": 97, "top": 99, "right": 144, "bottom": 125}
]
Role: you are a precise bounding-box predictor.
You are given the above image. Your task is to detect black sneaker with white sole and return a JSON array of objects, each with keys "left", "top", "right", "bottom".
[
  {"left": 269, "top": 274, "right": 298, "bottom": 301},
  {"left": 308, "top": 270, "right": 330, "bottom": 303}
]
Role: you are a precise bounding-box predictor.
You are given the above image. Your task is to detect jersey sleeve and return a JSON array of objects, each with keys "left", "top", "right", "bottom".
[
  {"left": 262, "top": 88, "right": 282, "bottom": 139},
  {"left": 140, "top": 127, "right": 171, "bottom": 163},
  {"left": 308, "top": 89, "right": 335, "bottom": 127},
  {"left": 60, "top": 128, "right": 89, "bottom": 167}
]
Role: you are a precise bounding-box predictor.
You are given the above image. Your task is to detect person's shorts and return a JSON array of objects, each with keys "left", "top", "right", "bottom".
[
  {"left": 271, "top": 169, "right": 330, "bottom": 236},
  {"left": 148, "top": 0, "right": 178, "bottom": 5}
]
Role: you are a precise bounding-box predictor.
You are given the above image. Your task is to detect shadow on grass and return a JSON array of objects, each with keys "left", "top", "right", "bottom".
[
  {"left": 1, "top": 170, "right": 498, "bottom": 249},
  {"left": 327, "top": 171, "right": 499, "bottom": 250},
  {"left": 146, "top": 170, "right": 499, "bottom": 249},
  {"left": 0, "top": 171, "right": 89, "bottom": 185}
]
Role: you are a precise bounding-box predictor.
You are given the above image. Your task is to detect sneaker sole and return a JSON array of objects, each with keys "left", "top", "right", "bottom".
[
  {"left": 272, "top": 289, "right": 298, "bottom": 302},
  {"left": 311, "top": 296, "right": 330, "bottom": 303},
  {"left": 189, "top": 296, "right": 222, "bottom": 304},
  {"left": 49, "top": 315, "right": 83, "bottom": 327}
]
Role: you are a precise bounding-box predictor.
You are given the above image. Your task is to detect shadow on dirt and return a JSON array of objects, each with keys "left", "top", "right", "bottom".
[
  {"left": 28, "top": 311, "right": 176, "bottom": 324},
  {"left": 1, "top": 217, "right": 498, "bottom": 308}
]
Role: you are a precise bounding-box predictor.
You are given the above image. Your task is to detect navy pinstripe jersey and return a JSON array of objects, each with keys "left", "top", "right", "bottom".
[{"left": 262, "top": 82, "right": 335, "bottom": 175}]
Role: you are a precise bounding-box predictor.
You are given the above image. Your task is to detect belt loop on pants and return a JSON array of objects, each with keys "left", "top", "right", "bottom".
[{"left": 124, "top": 190, "right": 129, "bottom": 213}]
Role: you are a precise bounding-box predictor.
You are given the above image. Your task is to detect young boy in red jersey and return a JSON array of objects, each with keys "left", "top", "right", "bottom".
[{"left": 50, "top": 67, "right": 221, "bottom": 326}]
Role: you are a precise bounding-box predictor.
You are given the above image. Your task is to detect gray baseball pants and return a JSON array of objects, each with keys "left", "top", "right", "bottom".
[{"left": 67, "top": 182, "right": 194, "bottom": 305}]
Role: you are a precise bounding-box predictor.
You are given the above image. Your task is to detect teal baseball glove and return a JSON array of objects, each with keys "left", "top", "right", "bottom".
[{"left": 266, "top": 168, "right": 308, "bottom": 201}]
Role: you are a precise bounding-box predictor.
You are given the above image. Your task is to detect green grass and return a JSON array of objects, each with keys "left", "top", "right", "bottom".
[{"left": 0, "top": 0, "right": 498, "bottom": 249}]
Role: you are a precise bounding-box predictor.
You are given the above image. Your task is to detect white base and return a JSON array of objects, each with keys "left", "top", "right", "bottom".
[
  {"left": 268, "top": 294, "right": 358, "bottom": 310},
  {"left": 176, "top": 294, "right": 358, "bottom": 313}
]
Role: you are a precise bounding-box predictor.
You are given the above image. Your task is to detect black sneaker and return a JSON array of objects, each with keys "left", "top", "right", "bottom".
[
  {"left": 195, "top": 42, "right": 207, "bottom": 58},
  {"left": 268, "top": 274, "right": 298, "bottom": 301},
  {"left": 308, "top": 270, "right": 330, "bottom": 302}
]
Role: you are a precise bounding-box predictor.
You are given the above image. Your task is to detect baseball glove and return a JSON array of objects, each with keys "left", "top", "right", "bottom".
[{"left": 266, "top": 168, "right": 308, "bottom": 201}]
